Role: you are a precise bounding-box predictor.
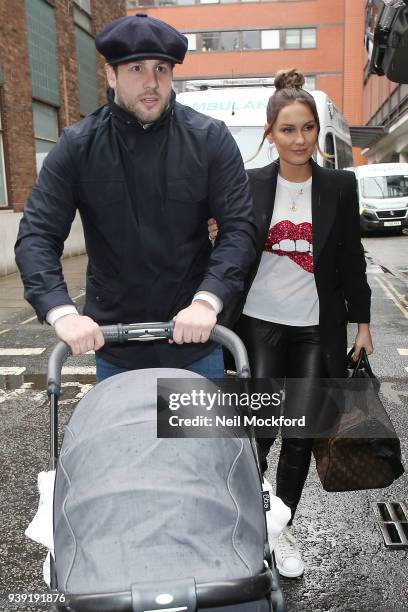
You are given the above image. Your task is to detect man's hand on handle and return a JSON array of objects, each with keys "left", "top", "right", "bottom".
[
  {"left": 172, "top": 301, "right": 217, "bottom": 344},
  {"left": 54, "top": 313, "right": 105, "bottom": 356}
]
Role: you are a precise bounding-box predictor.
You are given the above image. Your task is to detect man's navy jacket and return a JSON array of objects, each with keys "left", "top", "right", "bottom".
[{"left": 15, "top": 97, "right": 257, "bottom": 369}]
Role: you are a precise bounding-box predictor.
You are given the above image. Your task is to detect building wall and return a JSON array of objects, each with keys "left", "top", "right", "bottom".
[
  {"left": 0, "top": 0, "right": 125, "bottom": 276},
  {"left": 343, "top": 0, "right": 367, "bottom": 165},
  {"left": 93, "top": 1, "right": 126, "bottom": 103},
  {"left": 362, "top": 73, "right": 398, "bottom": 126},
  {"left": 0, "top": 0, "right": 125, "bottom": 213},
  {"left": 129, "top": 0, "right": 367, "bottom": 164},
  {"left": 0, "top": 0, "right": 37, "bottom": 210},
  {"left": 362, "top": 74, "right": 408, "bottom": 163}
]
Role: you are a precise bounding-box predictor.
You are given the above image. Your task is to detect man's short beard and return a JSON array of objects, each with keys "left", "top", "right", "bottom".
[{"left": 115, "top": 91, "right": 169, "bottom": 125}]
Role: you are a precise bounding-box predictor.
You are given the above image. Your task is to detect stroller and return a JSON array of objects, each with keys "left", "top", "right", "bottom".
[{"left": 46, "top": 322, "right": 287, "bottom": 612}]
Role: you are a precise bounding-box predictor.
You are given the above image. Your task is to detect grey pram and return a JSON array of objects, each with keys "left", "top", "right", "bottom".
[{"left": 46, "top": 323, "right": 286, "bottom": 612}]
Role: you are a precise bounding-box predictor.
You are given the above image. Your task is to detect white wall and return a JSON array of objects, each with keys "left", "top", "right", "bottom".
[{"left": 0, "top": 210, "right": 86, "bottom": 277}]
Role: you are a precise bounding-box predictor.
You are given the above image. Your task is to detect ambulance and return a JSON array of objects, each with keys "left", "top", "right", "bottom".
[{"left": 177, "top": 82, "right": 353, "bottom": 170}]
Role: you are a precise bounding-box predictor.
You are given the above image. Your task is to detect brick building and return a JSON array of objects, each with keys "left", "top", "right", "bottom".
[
  {"left": 361, "top": 72, "right": 408, "bottom": 164},
  {"left": 0, "top": 0, "right": 126, "bottom": 213},
  {"left": 127, "top": 0, "right": 368, "bottom": 163}
]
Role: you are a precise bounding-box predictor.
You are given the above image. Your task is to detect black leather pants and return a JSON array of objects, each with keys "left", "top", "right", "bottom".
[{"left": 236, "top": 315, "right": 327, "bottom": 524}]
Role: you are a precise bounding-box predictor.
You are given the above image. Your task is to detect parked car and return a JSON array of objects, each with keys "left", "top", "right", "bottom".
[{"left": 346, "top": 163, "right": 408, "bottom": 233}]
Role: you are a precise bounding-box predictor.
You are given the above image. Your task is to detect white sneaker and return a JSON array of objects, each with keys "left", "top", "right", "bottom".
[{"left": 274, "top": 527, "right": 305, "bottom": 578}]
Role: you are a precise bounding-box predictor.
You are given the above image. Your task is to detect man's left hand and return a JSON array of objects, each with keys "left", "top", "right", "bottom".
[{"left": 172, "top": 301, "right": 217, "bottom": 344}]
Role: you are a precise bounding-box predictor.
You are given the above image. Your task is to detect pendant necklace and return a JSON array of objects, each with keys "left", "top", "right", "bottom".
[{"left": 282, "top": 180, "right": 308, "bottom": 212}]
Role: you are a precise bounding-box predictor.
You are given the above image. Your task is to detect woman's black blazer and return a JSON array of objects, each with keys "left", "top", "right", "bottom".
[{"left": 231, "top": 158, "right": 371, "bottom": 377}]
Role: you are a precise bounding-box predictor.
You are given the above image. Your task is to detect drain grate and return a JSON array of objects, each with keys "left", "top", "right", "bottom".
[{"left": 373, "top": 502, "right": 408, "bottom": 549}]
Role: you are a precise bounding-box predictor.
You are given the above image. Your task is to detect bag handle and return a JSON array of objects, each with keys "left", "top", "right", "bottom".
[{"left": 347, "top": 346, "right": 375, "bottom": 378}]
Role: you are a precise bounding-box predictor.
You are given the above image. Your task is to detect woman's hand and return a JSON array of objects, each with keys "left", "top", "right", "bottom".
[
  {"left": 208, "top": 217, "right": 218, "bottom": 242},
  {"left": 352, "top": 323, "right": 374, "bottom": 362}
]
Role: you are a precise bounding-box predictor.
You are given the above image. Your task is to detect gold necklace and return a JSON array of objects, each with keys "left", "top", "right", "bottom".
[{"left": 281, "top": 181, "right": 307, "bottom": 212}]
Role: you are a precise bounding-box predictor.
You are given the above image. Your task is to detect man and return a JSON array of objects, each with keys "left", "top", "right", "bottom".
[{"left": 15, "top": 14, "right": 256, "bottom": 380}]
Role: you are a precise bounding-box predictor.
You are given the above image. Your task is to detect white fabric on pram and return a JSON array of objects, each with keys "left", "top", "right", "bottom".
[
  {"left": 25, "top": 470, "right": 55, "bottom": 586},
  {"left": 25, "top": 470, "right": 55, "bottom": 552}
]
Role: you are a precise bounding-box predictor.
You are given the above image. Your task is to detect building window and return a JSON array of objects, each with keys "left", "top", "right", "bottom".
[
  {"left": 74, "top": 7, "right": 92, "bottom": 33},
  {"left": 73, "top": 0, "right": 91, "bottom": 13},
  {"left": 25, "top": 0, "right": 59, "bottom": 105},
  {"left": 304, "top": 75, "right": 316, "bottom": 89},
  {"left": 186, "top": 28, "right": 315, "bottom": 52},
  {"left": 75, "top": 27, "right": 99, "bottom": 116},
  {"left": 242, "top": 30, "right": 261, "bottom": 50},
  {"left": 261, "top": 30, "right": 280, "bottom": 50},
  {"left": 285, "top": 28, "right": 316, "bottom": 49},
  {"left": 200, "top": 31, "right": 239, "bottom": 52},
  {"left": 301, "top": 28, "right": 316, "bottom": 48},
  {"left": 285, "top": 29, "right": 301, "bottom": 49},
  {"left": 0, "top": 104, "right": 8, "bottom": 207},
  {"left": 128, "top": 0, "right": 155, "bottom": 5},
  {"left": 32, "top": 102, "right": 58, "bottom": 175},
  {"left": 186, "top": 34, "right": 197, "bottom": 51}
]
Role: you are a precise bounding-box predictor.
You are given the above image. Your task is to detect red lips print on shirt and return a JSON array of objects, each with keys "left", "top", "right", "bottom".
[{"left": 263, "top": 220, "right": 314, "bottom": 273}]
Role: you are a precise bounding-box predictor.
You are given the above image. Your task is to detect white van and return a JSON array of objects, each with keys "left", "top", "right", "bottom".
[
  {"left": 177, "top": 86, "right": 353, "bottom": 170},
  {"left": 346, "top": 163, "right": 408, "bottom": 233}
]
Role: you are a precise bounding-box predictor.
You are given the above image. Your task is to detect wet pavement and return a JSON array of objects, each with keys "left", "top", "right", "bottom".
[{"left": 0, "top": 242, "right": 407, "bottom": 612}]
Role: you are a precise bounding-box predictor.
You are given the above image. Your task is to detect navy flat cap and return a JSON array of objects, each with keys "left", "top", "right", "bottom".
[{"left": 95, "top": 13, "right": 188, "bottom": 65}]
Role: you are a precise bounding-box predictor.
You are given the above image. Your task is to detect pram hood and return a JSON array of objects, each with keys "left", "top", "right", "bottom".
[{"left": 54, "top": 369, "right": 266, "bottom": 595}]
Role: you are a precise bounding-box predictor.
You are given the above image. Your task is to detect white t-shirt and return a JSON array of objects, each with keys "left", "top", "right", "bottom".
[{"left": 243, "top": 174, "right": 319, "bottom": 326}]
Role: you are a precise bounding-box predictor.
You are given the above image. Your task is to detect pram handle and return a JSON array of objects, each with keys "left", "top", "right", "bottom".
[
  {"left": 56, "top": 567, "right": 276, "bottom": 612},
  {"left": 47, "top": 322, "right": 250, "bottom": 398}
]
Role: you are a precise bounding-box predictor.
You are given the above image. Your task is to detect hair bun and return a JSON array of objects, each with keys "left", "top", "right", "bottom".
[{"left": 274, "top": 68, "right": 305, "bottom": 91}]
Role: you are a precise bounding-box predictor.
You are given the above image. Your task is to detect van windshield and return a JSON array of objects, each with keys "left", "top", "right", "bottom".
[
  {"left": 228, "top": 126, "right": 273, "bottom": 169},
  {"left": 361, "top": 175, "right": 408, "bottom": 199}
]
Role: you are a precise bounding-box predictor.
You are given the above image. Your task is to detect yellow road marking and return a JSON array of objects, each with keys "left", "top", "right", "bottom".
[
  {"left": 72, "top": 291, "right": 85, "bottom": 301},
  {"left": 375, "top": 277, "right": 408, "bottom": 320},
  {"left": 20, "top": 314, "right": 37, "bottom": 325},
  {"left": 380, "top": 275, "right": 408, "bottom": 307}
]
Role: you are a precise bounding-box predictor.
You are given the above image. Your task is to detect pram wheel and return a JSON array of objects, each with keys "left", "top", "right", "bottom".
[{"left": 270, "top": 567, "right": 286, "bottom": 612}]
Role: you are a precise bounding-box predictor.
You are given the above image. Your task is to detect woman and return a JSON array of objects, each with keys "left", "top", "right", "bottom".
[{"left": 209, "top": 68, "right": 373, "bottom": 579}]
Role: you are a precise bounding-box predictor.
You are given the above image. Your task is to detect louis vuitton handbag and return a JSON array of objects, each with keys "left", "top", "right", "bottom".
[{"left": 312, "top": 349, "right": 405, "bottom": 492}]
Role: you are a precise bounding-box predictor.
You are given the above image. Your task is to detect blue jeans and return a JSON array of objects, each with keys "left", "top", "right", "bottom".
[{"left": 95, "top": 346, "right": 225, "bottom": 382}]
